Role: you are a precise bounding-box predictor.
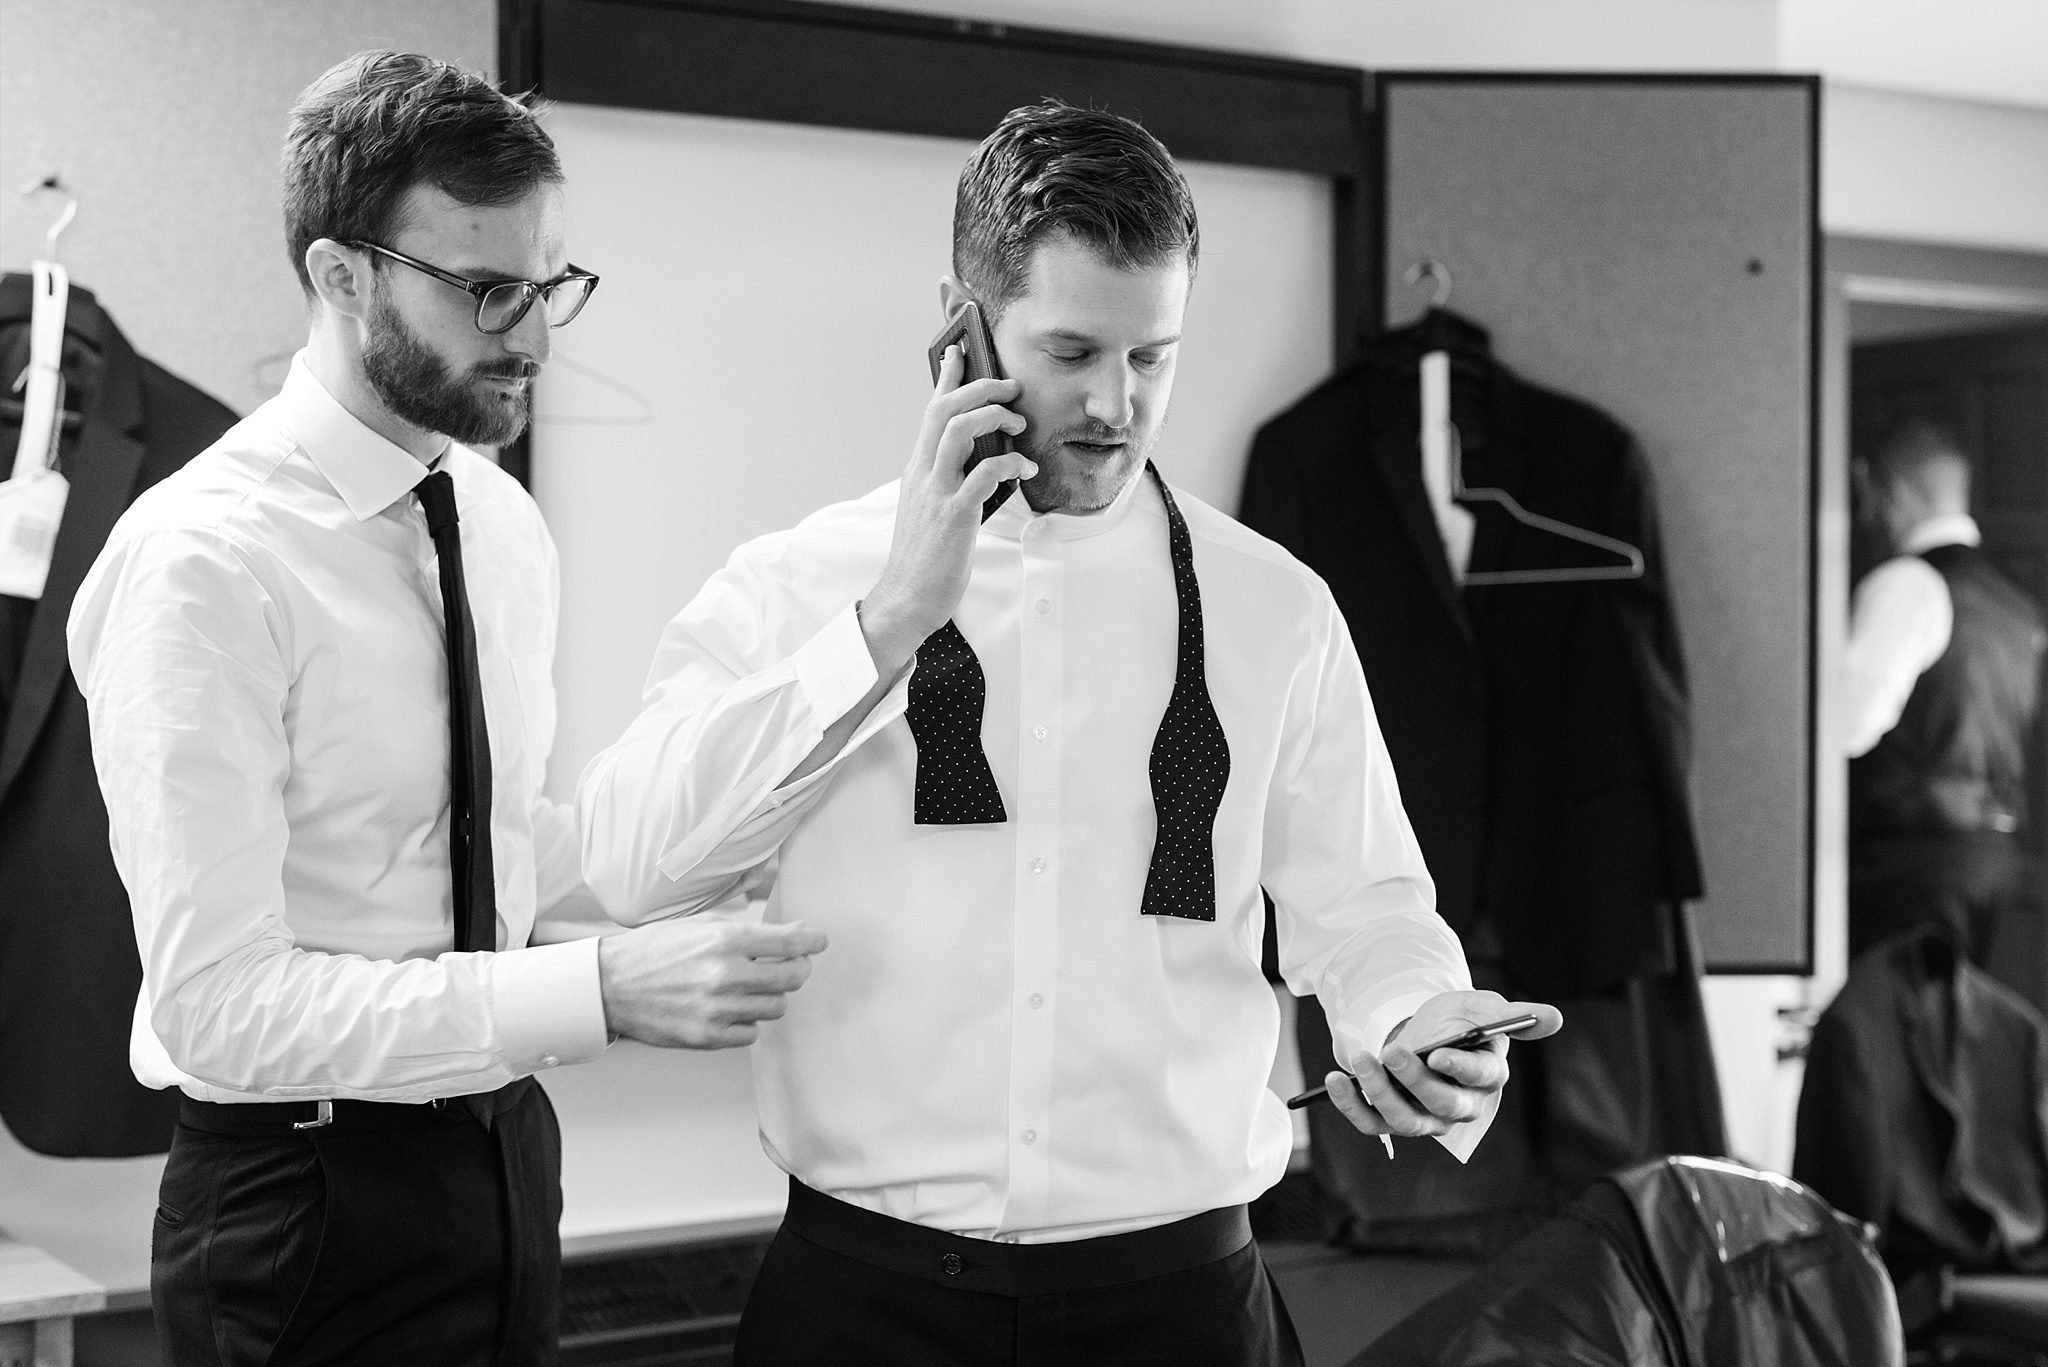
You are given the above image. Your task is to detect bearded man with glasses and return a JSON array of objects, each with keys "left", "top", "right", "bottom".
[{"left": 67, "top": 51, "right": 828, "bottom": 1365}]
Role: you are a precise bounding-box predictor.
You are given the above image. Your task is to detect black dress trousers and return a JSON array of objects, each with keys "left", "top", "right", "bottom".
[
  {"left": 151, "top": 1076, "right": 561, "bottom": 1367},
  {"left": 734, "top": 1181, "right": 1304, "bottom": 1366}
]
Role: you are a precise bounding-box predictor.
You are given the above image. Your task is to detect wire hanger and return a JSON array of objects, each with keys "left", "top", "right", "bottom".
[
  {"left": 1448, "top": 422, "right": 1644, "bottom": 585},
  {"left": 1401, "top": 255, "right": 1646, "bottom": 586},
  {"left": 26, "top": 174, "right": 78, "bottom": 263}
]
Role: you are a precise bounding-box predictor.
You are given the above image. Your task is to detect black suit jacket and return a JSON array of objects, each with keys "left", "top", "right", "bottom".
[
  {"left": 0, "top": 274, "right": 237, "bottom": 1156},
  {"left": 1242, "top": 351, "right": 1703, "bottom": 997}
]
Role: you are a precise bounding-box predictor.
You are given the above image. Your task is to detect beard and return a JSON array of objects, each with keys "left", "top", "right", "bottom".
[
  {"left": 361, "top": 287, "right": 537, "bottom": 447},
  {"left": 1016, "top": 418, "right": 1155, "bottom": 514}
]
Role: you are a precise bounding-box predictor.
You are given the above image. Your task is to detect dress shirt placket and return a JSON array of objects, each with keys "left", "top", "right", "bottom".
[{"left": 999, "top": 518, "right": 1066, "bottom": 1237}]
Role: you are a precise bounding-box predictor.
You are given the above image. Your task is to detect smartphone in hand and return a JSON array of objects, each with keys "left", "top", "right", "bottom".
[
  {"left": 1284, "top": 1013, "right": 1540, "bottom": 1111},
  {"left": 926, "top": 301, "right": 1020, "bottom": 521}
]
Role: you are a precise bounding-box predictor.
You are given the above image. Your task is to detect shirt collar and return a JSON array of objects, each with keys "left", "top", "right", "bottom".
[
  {"left": 980, "top": 460, "right": 1152, "bottom": 543},
  {"left": 277, "top": 352, "right": 437, "bottom": 521},
  {"left": 1902, "top": 512, "right": 1981, "bottom": 556}
]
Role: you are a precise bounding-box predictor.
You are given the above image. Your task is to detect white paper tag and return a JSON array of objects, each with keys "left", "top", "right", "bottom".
[{"left": 0, "top": 468, "right": 70, "bottom": 599}]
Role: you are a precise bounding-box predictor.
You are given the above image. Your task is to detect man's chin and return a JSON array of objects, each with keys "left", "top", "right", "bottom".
[{"left": 1020, "top": 455, "right": 1141, "bottom": 514}]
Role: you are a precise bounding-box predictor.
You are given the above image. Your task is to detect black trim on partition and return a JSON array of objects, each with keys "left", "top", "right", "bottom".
[
  {"left": 495, "top": 0, "right": 1374, "bottom": 484},
  {"left": 497, "top": 0, "right": 544, "bottom": 487},
  {"left": 1373, "top": 71, "right": 1825, "bottom": 976},
  {"left": 1800, "top": 73, "right": 1823, "bottom": 983}
]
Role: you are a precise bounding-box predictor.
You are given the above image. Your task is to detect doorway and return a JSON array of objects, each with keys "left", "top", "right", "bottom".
[{"left": 1849, "top": 292, "right": 2048, "bottom": 1009}]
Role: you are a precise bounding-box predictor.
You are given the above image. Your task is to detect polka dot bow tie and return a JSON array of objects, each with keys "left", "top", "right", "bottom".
[{"left": 904, "top": 461, "right": 1231, "bottom": 921}]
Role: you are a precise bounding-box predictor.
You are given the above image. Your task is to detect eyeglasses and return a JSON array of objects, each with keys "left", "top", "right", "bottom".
[{"left": 349, "top": 241, "right": 599, "bottom": 335}]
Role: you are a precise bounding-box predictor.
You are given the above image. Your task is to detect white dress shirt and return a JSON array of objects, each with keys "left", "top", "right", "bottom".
[
  {"left": 1846, "top": 512, "right": 1981, "bottom": 758},
  {"left": 580, "top": 470, "right": 1482, "bottom": 1243},
  {"left": 67, "top": 354, "right": 609, "bottom": 1104}
]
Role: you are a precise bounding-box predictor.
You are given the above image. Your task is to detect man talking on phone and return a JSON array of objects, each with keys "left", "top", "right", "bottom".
[{"left": 580, "top": 101, "right": 1560, "bottom": 1365}]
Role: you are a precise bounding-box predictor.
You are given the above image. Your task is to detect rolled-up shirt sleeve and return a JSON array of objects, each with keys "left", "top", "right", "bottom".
[
  {"left": 69, "top": 524, "right": 606, "bottom": 1101},
  {"left": 1262, "top": 593, "right": 1490, "bottom": 1161},
  {"left": 578, "top": 544, "right": 908, "bottom": 925}
]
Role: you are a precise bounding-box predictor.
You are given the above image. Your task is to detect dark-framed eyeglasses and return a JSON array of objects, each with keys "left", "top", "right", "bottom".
[{"left": 349, "top": 241, "right": 599, "bottom": 335}]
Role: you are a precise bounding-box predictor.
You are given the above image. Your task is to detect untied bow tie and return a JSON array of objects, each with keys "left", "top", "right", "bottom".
[{"left": 903, "top": 461, "right": 1230, "bottom": 921}]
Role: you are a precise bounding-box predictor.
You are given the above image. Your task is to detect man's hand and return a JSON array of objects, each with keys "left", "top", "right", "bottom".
[
  {"left": 1324, "top": 991, "right": 1563, "bottom": 1140},
  {"left": 596, "top": 918, "right": 829, "bottom": 1049},
  {"left": 858, "top": 344, "right": 1038, "bottom": 676}
]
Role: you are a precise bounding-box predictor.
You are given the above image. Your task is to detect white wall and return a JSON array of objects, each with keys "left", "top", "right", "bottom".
[
  {"left": 1782, "top": 0, "right": 2048, "bottom": 109},
  {"left": 1822, "top": 83, "right": 2048, "bottom": 254}
]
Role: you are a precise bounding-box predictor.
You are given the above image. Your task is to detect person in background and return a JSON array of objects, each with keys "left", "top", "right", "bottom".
[
  {"left": 579, "top": 100, "right": 1559, "bottom": 1366},
  {"left": 66, "top": 52, "right": 824, "bottom": 1365},
  {"left": 1847, "top": 418, "right": 2046, "bottom": 963}
]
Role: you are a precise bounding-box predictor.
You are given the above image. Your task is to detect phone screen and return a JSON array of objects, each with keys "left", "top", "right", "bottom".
[{"left": 925, "top": 301, "right": 1020, "bottom": 520}]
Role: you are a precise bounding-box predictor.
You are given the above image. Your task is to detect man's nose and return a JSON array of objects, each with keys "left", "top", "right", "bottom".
[
  {"left": 1083, "top": 365, "right": 1134, "bottom": 430},
  {"left": 504, "top": 296, "right": 552, "bottom": 367}
]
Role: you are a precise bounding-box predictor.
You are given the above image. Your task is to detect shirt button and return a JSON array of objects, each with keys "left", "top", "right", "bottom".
[
  {"left": 1027, "top": 993, "right": 1044, "bottom": 1009},
  {"left": 1034, "top": 598, "right": 1051, "bottom": 614},
  {"left": 1033, "top": 725, "right": 1048, "bottom": 741},
  {"left": 941, "top": 1252, "right": 964, "bottom": 1276},
  {"left": 1022, "top": 1129, "right": 1037, "bottom": 1145},
  {"left": 541, "top": 1055, "right": 559, "bottom": 1069},
  {"left": 1030, "top": 858, "right": 1045, "bottom": 875}
]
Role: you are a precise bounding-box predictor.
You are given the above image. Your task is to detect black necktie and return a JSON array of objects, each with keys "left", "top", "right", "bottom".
[
  {"left": 416, "top": 471, "right": 497, "bottom": 954},
  {"left": 904, "top": 461, "right": 1230, "bottom": 920}
]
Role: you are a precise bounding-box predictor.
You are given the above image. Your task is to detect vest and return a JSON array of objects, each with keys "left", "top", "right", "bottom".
[{"left": 1851, "top": 544, "right": 2046, "bottom": 839}]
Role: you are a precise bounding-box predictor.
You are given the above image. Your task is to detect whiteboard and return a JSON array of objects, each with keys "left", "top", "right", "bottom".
[{"left": 532, "top": 102, "right": 1333, "bottom": 1240}]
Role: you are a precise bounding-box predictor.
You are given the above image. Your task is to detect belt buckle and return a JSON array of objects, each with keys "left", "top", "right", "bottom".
[{"left": 293, "top": 1100, "right": 334, "bottom": 1131}]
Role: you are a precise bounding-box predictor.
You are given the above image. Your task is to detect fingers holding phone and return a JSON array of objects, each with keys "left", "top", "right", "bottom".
[
  {"left": 921, "top": 347, "right": 1030, "bottom": 496},
  {"left": 862, "top": 313, "right": 1038, "bottom": 675}
]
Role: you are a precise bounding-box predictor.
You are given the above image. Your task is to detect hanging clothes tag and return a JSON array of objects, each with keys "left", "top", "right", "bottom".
[
  {"left": 0, "top": 260, "right": 73, "bottom": 599},
  {"left": 0, "top": 469, "right": 68, "bottom": 597},
  {"left": 1418, "top": 350, "right": 1475, "bottom": 581}
]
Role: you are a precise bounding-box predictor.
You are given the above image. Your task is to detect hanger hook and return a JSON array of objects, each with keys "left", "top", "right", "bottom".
[
  {"left": 22, "top": 174, "right": 78, "bottom": 263},
  {"left": 1403, "top": 257, "right": 1452, "bottom": 310}
]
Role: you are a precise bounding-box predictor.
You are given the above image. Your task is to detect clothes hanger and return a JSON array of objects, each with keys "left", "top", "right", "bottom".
[
  {"left": 8, "top": 175, "right": 79, "bottom": 475},
  {"left": 1399, "top": 256, "right": 1645, "bottom": 587},
  {"left": 0, "top": 174, "right": 78, "bottom": 600},
  {"left": 1448, "top": 423, "right": 1645, "bottom": 585}
]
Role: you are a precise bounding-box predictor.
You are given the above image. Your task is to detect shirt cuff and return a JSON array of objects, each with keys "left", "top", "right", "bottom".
[
  {"left": 793, "top": 601, "right": 880, "bottom": 731},
  {"left": 491, "top": 937, "right": 609, "bottom": 1075},
  {"left": 1331, "top": 990, "right": 1437, "bottom": 1073}
]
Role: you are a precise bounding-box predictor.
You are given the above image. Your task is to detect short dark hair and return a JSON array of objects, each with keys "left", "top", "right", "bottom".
[
  {"left": 281, "top": 51, "right": 561, "bottom": 295},
  {"left": 1870, "top": 417, "right": 1970, "bottom": 495},
  {"left": 953, "top": 100, "right": 1198, "bottom": 320}
]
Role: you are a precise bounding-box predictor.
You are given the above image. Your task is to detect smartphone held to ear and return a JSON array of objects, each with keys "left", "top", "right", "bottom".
[{"left": 926, "top": 301, "right": 1020, "bottom": 521}]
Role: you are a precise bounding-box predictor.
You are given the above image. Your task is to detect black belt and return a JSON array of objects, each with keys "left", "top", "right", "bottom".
[
  {"left": 780, "top": 1177, "right": 1252, "bottom": 1298},
  {"left": 179, "top": 1077, "right": 534, "bottom": 1136}
]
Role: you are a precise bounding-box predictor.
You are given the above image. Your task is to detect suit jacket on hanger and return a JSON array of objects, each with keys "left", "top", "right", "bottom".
[
  {"left": 0, "top": 273, "right": 236, "bottom": 1156},
  {"left": 1243, "top": 335, "right": 1725, "bottom": 1251},
  {"left": 1242, "top": 349, "right": 1703, "bottom": 997}
]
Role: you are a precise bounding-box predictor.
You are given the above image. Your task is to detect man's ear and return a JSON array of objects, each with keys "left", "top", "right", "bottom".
[
  {"left": 306, "top": 238, "right": 374, "bottom": 322},
  {"left": 938, "top": 275, "right": 975, "bottom": 321}
]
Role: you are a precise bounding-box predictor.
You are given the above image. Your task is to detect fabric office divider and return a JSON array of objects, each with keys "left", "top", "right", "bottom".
[{"left": 1376, "top": 75, "right": 1821, "bottom": 972}]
